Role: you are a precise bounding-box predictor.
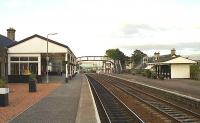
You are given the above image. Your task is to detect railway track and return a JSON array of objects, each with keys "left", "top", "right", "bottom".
[
  {"left": 98, "top": 74, "right": 200, "bottom": 123},
  {"left": 86, "top": 74, "right": 144, "bottom": 123}
]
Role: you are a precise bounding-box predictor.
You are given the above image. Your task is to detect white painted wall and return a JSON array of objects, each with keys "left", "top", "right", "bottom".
[
  {"left": 8, "top": 37, "right": 68, "bottom": 53},
  {"left": 171, "top": 64, "right": 190, "bottom": 78}
]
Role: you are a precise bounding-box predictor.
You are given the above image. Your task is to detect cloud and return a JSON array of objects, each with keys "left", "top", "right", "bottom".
[
  {"left": 122, "top": 24, "right": 152, "bottom": 36},
  {"left": 120, "top": 42, "right": 200, "bottom": 51},
  {"left": 121, "top": 24, "right": 168, "bottom": 38}
]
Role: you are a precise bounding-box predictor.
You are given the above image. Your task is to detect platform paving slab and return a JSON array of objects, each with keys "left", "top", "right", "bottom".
[
  {"left": 75, "top": 75, "right": 100, "bottom": 123},
  {"left": 10, "top": 74, "right": 82, "bottom": 123}
]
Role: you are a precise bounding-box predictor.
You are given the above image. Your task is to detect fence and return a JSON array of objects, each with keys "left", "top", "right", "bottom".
[{"left": 190, "top": 73, "right": 200, "bottom": 80}]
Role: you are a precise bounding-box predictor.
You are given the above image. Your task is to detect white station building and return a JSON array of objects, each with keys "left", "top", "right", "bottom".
[
  {"left": 146, "top": 49, "right": 196, "bottom": 79},
  {"left": 7, "top": 34, "right": 76, "bottom": 83}
]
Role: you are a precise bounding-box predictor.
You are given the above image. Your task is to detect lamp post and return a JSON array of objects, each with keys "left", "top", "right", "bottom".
[{"left": 46, "top": 33, "right": 58, "bottom": 83}]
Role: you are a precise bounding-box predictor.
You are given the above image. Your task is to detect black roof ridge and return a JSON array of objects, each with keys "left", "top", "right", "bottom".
[
  {"left": 7, "top": 34, "right": 76, "bottom": 57},
  {"left": 159, "top": 54, "right": 180, "bottom": 57}
]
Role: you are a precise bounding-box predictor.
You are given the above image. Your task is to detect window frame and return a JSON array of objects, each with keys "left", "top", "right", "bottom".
[{"left": 10, "top": 56, "right": 39, "bottom": 75}]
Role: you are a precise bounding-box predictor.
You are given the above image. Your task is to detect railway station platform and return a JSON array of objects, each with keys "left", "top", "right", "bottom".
[
  {"left": 9, "top": 74, "right": 100, "bottom": 123},
  {"left": 109, "top": 73, "right": 200, "bottom": 99}
]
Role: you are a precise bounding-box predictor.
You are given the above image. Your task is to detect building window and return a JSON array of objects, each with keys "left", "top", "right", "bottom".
[
  {"left": 11, "top": 57, "right": 19, "bottom": 61},
  {"left": 11, "top": 63, "right": 19, "bottom": 75},
  {"left": 29, "top": 63, "right": 38, "bottom": 74},
  {"left": 20, "top": 57, "right": 28, "bottom": 61},
  {"left": 10, "top": 56, "right": 39, "bottom": 75},
  {"left": 20, "top": 63, "right": 28, "bottom": 75},
  {"left": 29, "top": 57, "right": 38, "bottom": 61}
]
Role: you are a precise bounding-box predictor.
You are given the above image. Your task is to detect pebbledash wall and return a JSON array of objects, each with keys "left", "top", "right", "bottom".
[
  {"left": 7, "top": 34, "right": 76, "bottom": 83},
  {"left": 171, "top": 64, "right": 190, "bottom": 78}
]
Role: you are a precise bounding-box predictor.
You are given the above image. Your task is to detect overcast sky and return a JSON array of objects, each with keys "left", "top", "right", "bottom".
[{"left": 1, "top": 0, "right": 200, "bottom": 57}]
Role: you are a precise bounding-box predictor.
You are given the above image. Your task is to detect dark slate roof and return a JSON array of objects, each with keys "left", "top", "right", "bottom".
[
  {"left": 157, "top": 54, "right": 180, "bottom": 62},
  {"left": 151, "top": 54, "right": 180, "bottom": 63},
  {"left": 8, "top": 34, "right": 76, "bottom": 57},
  {"left": 0, "top": 34, "right": 16, "bottom": 47}
]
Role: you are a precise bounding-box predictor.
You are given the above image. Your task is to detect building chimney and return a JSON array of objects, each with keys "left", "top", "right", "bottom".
[
  {"left": 154, "top": 52, "right": 160, "bottom": 60},
  {"left": 171, "top": 48, "right": 176, "bottom": 56},
  {"left": 7, "top": 28, "right": 16, "bottom": 41}
]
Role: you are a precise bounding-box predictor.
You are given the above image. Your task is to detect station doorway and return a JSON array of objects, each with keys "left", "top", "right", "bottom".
[{"left": 41, "top": 53, "right": 65, "bottom": 80}]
